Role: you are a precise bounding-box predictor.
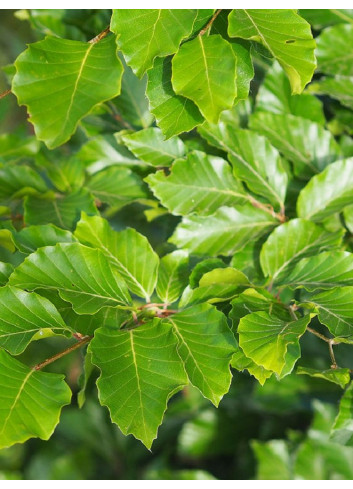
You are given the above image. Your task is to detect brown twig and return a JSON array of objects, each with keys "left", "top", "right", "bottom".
[
  {"left": 33, "top": 335, "right": 91, "bottom": 371},
  {"left": 249, "top": 196, "right": 286, "bottom": 223},
  {"left": 199, "top": 9, "right": 222, "bottom": 35},
  {"left": 0, "top": 89, "right": 11, "bottom": 100},
  {"left": 307, "top": 326, "right": 338, "bottom": 368},
  {"left": 89, "top": 25, "right": 110, "bottom": 44}
]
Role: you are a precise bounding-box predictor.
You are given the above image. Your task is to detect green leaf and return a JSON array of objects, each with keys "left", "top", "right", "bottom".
[
  {"left": 170, "top": 205, "right": 277, "bottom": 257},
  {"left": 231, "top": 346, "right": 273, "bottom": 386},
  {"left": 76, "top": 134, "right": 140, "bottom": 175},
  {"left": 0, "top": 350, "right": 71, "bottom": 449},
  {"left": 297, "top": 158, "right": 353, "bottom": 221},
  {"left": 145, "top": 151, "right": 247, "bottom": 216},
  {"left": 0, "top": 133, "right": 39, "bottom": 161},
  {"left": 171, "top": 34, "right": 237, "bottom": 122},
  {"left": 122, "top": 128, "right": 185, "bottom": 167},
  {"left": 12, "top": 35, "right": 123, "bottom": 148},
  {"left": 310, "top": 77, "right": 353, "bottom": 111},
  {"left": 0, "top": 262, "right": 14, "bottom": 286},
  {"left": 13, "top": 224, "right": 76, "bottom": 254},
  {"left": 228, "top": 9, "right": 316, "bottom": 94},
  {"left": 86, "top": 166, "right": 148, "bottom": 208},
  {"left": 300, "top": 9, "right": 353, "bottom": 29},
  {"left": 252, "top": 440, "right": 291, "bottom": 480},
  {"left": 9, "top": 243, "right": 132, "bottom": 314},
  {"left": 35, "top": 152, "right": 85, "bottom": 193},
  {"left": 224, "top": 129, "right": 288, "bottom": 210},
  {"left": 179, "top": 267, "right": 250, "bottom": 308},
  {"left": 74, "top": 213, "right": 159, "bottom": 301},
  {"left": 297, "top": 367, "right": 351, "bottom": 389},
  {"left": 331, "top": 382, "right": 353, "bottom": 445},
  {"left": 0, "top": 286, "right": 69, "bottom": 355},
  {"left": 114, "top": 55, "right": 154, "bottom": 129},
  {"left": 156, "top": 250, "right": 189, "bottom": 305},
  {"left": 260, "top": 219, "right": 344, "bottom": 281},
  {"left": 111, "top": 9, "right": 197, "bottom": 77},
  {"left": 0, "top": 165, "right": 47, "bottom": 200},
  {"left": 344, "top": 205, "right": 353, "bottom": 233},
  {"left": 250, "top": 112, "right": 342, "bottom": 179},
  {"left": 316, "top": 24, "right": 353, "bottom": 77},
  {"left": 277, "top": 251, "right": 353, "bottom": 290},
  {"left": 303, "top": 287, "right": 353, "bottom": 339},
  {"left": 24, "top": 189, "right": 98, "bottom": 230},
  {"left": 256, "top": 61, "right": 325, "bottom": 123},
  {"left": 90, "top": 319, "right": 187, "bottom": 449},
  {"left": 189, "top": 258, "right": 226, "bottom": 288},
  {"left": 230, "top": 288, "right": 291, "bottom": 327},
  {"left": 165, "top": 304, "right": 236, "bottom": 405},
  {"left": 146, "top": 56, "right": 203, "bottom": 139},
  {"left": 238, "top": 312, "right": 311, "bottom": 375}
]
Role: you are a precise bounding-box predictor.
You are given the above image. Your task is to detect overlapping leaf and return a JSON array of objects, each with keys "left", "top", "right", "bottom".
[
  {"left": 0, "top": 286, "right": 70, "bottom": 354},
  {"left": 145, "top": 151, "right": 248, "bottom": 216},
  {"left": 111, "top": 9, "right": 197, "bottom": 77},
  {"left": 170, "top": 205, "right": 278, "bottom": 256},
  {"left": 13, "top": 224, "right": 76, "bottom": 254},
  {"left": 165, "top": 303, "right": 237, "bottom": 405},
  {"left": 0, "top": 350, "right": 71, "bottom": 449},
  {"left": 156, "top": 250, "right": 189, "bottom": 305},
  {"left": 122, "top": 128, "right": 185, "bottom": 166},
  {"left": 249, "top": 112, "right": 341, "bottom": 179},
  {"left": 297, "top": 158, "right": 353, "bottom": 221},
  {"left": 12, "top": 36, "right": 123, "bottom": 148},
  {"left": 146, "top": 56, "right": 204, "bottom": 138},
  {"left": 24, "top": 189, "right": 97, "bottom": 230},
  {"left": 276, "top": 252, "right": 353, "bottom": 290},
  {"left": 74, "top": 213, "right": 159, "bottom": 301},
  {"left": 316, "top": 24, "right": 353, "bottom": 77},
  {"left": 9, "top": 243, "right": 132, "bottom": 313},
  {"left": 260, "top": 219, "right": 344, "bottom": 281},
  {"left": 86, "top": 166, "right": 148, "bottom": 208},
  {"left": 172, "top": 34, "right": 237, "bottom": 122},
  {"left": 90, "top": 319, "right": 187, "bottom": 448},
  {"left": 238, "top": 311, "right": 311, "bottom": 375},
  {"left": 228, "top": 9, "right": 316, "bottom": 93}
]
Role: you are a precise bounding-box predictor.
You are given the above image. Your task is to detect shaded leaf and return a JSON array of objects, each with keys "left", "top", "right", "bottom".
[
  {"left": 250, "top": 112, "right": 341, "bottom": 179},
  {"left": 122, "top": 127, "right": 185, "bottom": 167},
  {"left": 331, "top": 382, "right": 353, "bottom": 445},
  {"left": 256, "top": 61, "right": 325, "bottom": 123},
  {"left": 0, "top": 262, "right": 14, "bottom": 286},
  {"left": 156, "top": 250, "right": 189, "bottom": 305},
  {"left": 146, "top": 56, "right": 203, "bottom": 138},
  {"left": 13, "top": 224, "right": 76, "bottom": 254},
  {"left": 86, "top": 166, "right": 148, "bottom": 208},
  {"left": 316, "top": 24, "right": 353, "bottom": 77},
  {"left": 24, "top": 189, "right": 97, "bottom": 230},
  {"left": 0, "top": 165, "right": 47, "bottom": 200}
]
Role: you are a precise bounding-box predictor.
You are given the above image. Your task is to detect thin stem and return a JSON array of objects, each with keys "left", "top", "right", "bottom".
[
  {"left": 0, "top": 89, "right": 11, "bottom": 100},
  {"left": 199, "top": 9, "right": 222, "bottom": 36},
  {"left": 328, "top": 340, "right": 338, "bottom": 369},
  {"left": 89, "top": 25, "right": 110, "bottom": 44},
  {"left": 288, "top": 305, "right": 298, "bottom": 321},
  {"left": 249, "top": 195, "right": 286, "bottom": 223},
  {"left": 307, "top": 327, "right": 338, "bottom": 368},
  {"left": 33, "top": 335, "right": 91, "bottom": 371}
]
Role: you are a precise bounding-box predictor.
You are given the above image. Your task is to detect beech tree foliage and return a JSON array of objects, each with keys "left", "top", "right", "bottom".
[{"left": 1, "top": 8, "right": 353, "bottom": 455}]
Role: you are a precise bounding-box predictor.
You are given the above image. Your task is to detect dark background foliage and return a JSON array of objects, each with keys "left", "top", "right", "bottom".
[{"left": 1, "top": 9, "right": 353, "bottom": 480}]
